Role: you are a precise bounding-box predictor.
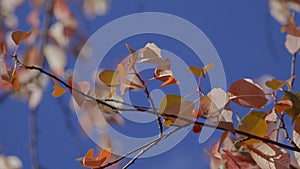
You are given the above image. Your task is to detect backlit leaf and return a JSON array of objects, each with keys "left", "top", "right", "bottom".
[
  {"left": 51, "top": 78, "right": 66, "bottom": 97},
  {"left": 98, "top": 70, "right": 120, "bottom": 87},
  {"left": 229, "top": 79, "right": 268, "bottom": 108},
  {"left": 188, "top": 63, "right": 214, "bottom": 77},
  {"left": 11, "top": 30, "right": 32, "bottom": 45},
  {"left": 238, "top": 111, "right": 268, "bottom": 144}
]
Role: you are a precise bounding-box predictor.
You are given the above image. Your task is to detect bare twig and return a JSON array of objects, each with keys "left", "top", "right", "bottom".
[
  {"left": 290, "top": 53, "right": 297, "bottom": 90},
  {"left": 29, "top": 108, "right": 39, "bottom": 169},
  {"left": 132, "top": 67, "right": 163, "bottom": 136},
  {"left": 279, "top": 114, "right": 299, "bottom": 149},
  {"left": 98, "top": 126, "right": 184, "bottom": 169}
]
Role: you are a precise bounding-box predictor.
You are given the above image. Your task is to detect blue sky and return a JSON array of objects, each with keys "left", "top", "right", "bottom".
[{"left": 0, "top": 0, "right": 299, "bottom": 169}]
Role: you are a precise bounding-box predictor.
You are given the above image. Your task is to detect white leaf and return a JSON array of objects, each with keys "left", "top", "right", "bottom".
[{"left": 285, "top": 34, "right": 300, "bottom": 54}]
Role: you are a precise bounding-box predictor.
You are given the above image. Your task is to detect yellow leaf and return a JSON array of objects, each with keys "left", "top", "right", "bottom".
[
  {"left": 238, "top": 111, "right": 268, "bottom": 144},
  {"left": 98, "top": 70, "right": 120, "bottom": 86},
  {"left": 51, "top": 78, "right": 66, "bottom": 97},
  {"left": 188, "top": 63, "right": 214, "bottom": 77},
  {"left": 11, "top": 30, "right": 32, "bottom": 45},
  {"left": 158, "top": 94, "right": 182, "bottom": 114}
]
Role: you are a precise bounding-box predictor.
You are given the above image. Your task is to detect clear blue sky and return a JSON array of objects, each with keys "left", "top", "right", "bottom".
[{"left": 0, "top": 0, "right": 299, "bottom": 169}]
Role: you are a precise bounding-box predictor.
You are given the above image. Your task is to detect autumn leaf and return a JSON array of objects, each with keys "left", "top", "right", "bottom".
[
  {"left": 200, "top": 88, "right": 232, "bottom": 123},
  {"left": 238, "top": 111, "right": 268, "bottom": 144},
  {"left": 78, "top": 148, "right": 112, "bottom": 168},
  {"left": 125, "top": 43, "right": 139, "bottom": 69},
  {"left": 244, "top": 142, "right": 290, "bottom": 169},
  {"left": 98, "top": 70, "right": 120, "bottom": 87},
  {"left": 282, "top": 90, "right": 300, "bottom": 122},
  {"left": 229, "top": 79, "right": 268, "bottom": 108},
  {"left": 188, "top": 63, "right": 214, "bottom": 77},
  {"left": 265, "top": 79, "right": 285, "bottom": 90},
  {"left": 51, "top": 78, "right": 66, "bottom": 97},
  {"left": 158, "top": 94, "right": 194, "bottom": 126},
  {"left": 265, "top": 76, "right": 295, "bottom": 91},
  {"left": 117, "top": 64, "right": 145, "bottom": 94},
  {"left": 11, "top": 30, "right": 32, "bottom": 45},
  {"left": 275, "top": 99, "right": 293, "bottom": 113},
  {"left": 293, "top": 117, "right": 300, "bottom": 167},
  {"left": 2, "top": 69, "right": 20, "bottom": 91}
]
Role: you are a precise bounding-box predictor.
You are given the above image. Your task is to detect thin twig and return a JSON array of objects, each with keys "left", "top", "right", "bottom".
[
  {"left": 290, "top": 53, "right": 297, "bottom": 90},
  {"left": 98, "top": 126, "right": 184, "bottom": 169},
  {"left": 29, "top": 108, "right": 39, "bottom": 169},
  {"left": 132, "top": 67, "right": 163, "bottom": 136},
  {"left": 280, "top": 114, "right": 299, "bottom": 149}
]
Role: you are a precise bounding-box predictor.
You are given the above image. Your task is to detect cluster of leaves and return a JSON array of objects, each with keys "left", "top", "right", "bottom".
[{"left": 1, "top": 1, "right": 300, "bottom": 169}]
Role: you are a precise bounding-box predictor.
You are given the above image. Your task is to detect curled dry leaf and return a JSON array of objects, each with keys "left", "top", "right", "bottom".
[
  {"left": 229, "top": 79, "right": 268, "bottom": 108},
  {"left": 11, "top": 30, "right": 32, "bottom": 45},
  {"left": 188, "top": 63, "right": 214, "bottom": 77},
  {"left": 238, "top": 111, "right": 268, "bottom": 144}
]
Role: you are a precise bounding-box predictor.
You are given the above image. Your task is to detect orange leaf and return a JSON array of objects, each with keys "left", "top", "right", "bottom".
[
  {"left": 78, "top": 148, "right": 112, "bottom": 168},
  {"left": 51, "top": 78, "right": 66, "bottom": 97},
  {"left": 11, "top": 30, "right": 32, "bottom": 45},
  {"left": 97, "top": 148, "right": 112, "bottom": 166}
]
